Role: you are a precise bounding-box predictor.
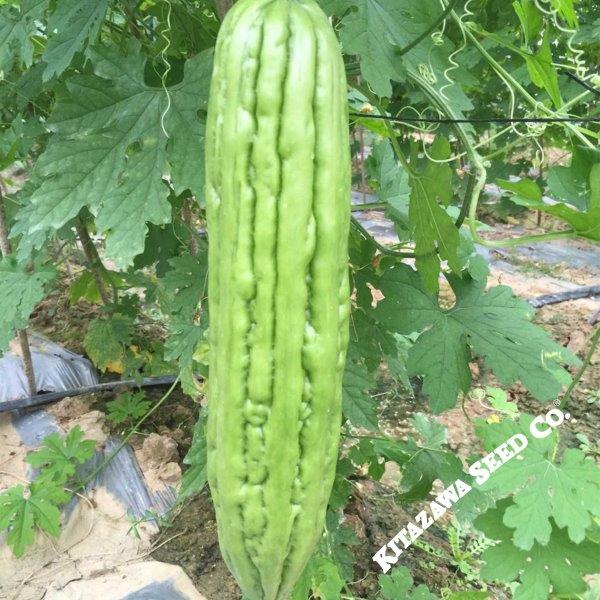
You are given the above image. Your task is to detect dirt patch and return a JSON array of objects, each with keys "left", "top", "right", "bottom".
[{"left": 135, "top": 433, "right": 182, "bottom": 491}]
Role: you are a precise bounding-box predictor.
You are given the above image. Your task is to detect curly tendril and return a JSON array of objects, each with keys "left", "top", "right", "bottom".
[{"left": 159, "top": 0, "right": 173, "bottom": 139}]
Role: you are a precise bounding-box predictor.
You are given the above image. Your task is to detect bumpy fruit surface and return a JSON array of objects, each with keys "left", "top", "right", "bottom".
[{"left": 205, "top": 0, "right": 351, "bottom": 598}]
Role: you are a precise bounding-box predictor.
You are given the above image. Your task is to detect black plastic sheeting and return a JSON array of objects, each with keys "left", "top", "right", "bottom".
[
  {"left": 122, "top": 580, "right": 193, "bottom": 600},
  {"left": 2, "top": 339, "right": 179, "bottom": 554},
  {"left": 0, "top": 333, "right": 98, "bottom": 402}
]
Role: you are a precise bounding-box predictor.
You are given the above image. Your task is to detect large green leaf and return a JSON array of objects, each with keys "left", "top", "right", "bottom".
[
  {"left": 342, "top": 352, "right": 379, "bottom": 430},
  {"left": 475, "top": 500, "right": 600, "bottom": 600},
  {"left": 0, "top": 482, "right": 69, "bottom": 558},
  {"left": 95, "top": 138, "right": 171, "bottom": 269},
  {"left": 547, "top": 147, "right": 600, "bottom": 211},
  {"left": 475, "top": 415, "right": 600, "bottom": 549},
  {"left": 180, "top": 409, "right": 208, "bottom": 499},
  {"left": 42, "top": 0, "right": 109, "bottom": 80},
  {"left": 158, "top": 252, "right": 208, "bottom": 316},
  {"left": 26, "top": 426, "right": 96, "bottom": 484},
  {"left": 165, "top": 49, "right": 214, "bottom": 200},
  {"left": 336, "top": 0, "right": 409, "bottom": 97},
  {"left": 378, "top": 565, "right": 438, "bottom": 600},
  {"left": 408, "top": 136, "right": 460, "bottom": 293},
  {"left": 524, "top": 33, "right": 562, "bottom": 108},
  {"left": 19, "top": 43, "right": 212, "bottom": 267},
  {"left": 372, "top": 264, "right": 579, "bottom": 411}
]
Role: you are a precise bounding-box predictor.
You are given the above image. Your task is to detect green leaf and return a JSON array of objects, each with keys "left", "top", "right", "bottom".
[
  {"left": 407, "top": 320, "right": 471, "bottom": 412},
  {"left": 475, "top": 500, "right": 600, "bottom": 599},
  {"left": 83, "top": 314, "right": 134, "bottom": 371},
  {"left": 26, "top": 426, "right": 96, "bottom": 484},
  {"left": 374, "top": 414, "right": 488, "bottom": 519},
  {"left": 373, "top": 264, "right": 579, "bottom": 411},
  {"left": 95, "top": 137, "right": 171, "bottom": 269},
  {"left": 348, "top": 307, "right": 409, "bottom": 380},
  {"left": 0, "top": 1, "right": 48, "bottom": 71},
  {"left": 409, "top": 136, "right": 460, "bottom": 293},
  {"left": 0, "top": 482, "right": 69, "bottom": 557},
  {"left": 164, "top": 320, "right": 206, "bottom": 368},
  {"left": 180, "top": 409, "right": 208, "bottom": 500},
  {"left": 165, "top": 50, "right": 214, "bottom": 200},
  {"left": 348, "top": 438, "right": 385, "bottom": 480},
  {"left": 106, "top": 392, "right": 152, "bottom": 425},
  {"left": 328, "top": 458, "right": 353, "bottom": 510},
  {"left": 590, "top": 163, "right": 600, "bottom": 210},
  {"left": 366, "top": 139, "right": 411, "bottom": 238},
  {"left": 485, "top": 387, "right": 519, "bottom": 416},
  {"left": 496, "top": 178, "right": 542, "bottom": 202},
  {"left": 42, "top": 0, "right": 109, "bottom": 80},
  {"left": 508, "top": 198, "right": 600, "bottom": 242},
  {"left": 69, "top": 270, "right": 116, "bottom": 305},
  {"left": 322, "top": 511, "right": 360, "bottom": 581},
  {"left": 543, "top": 204, "right": 600, "bottom": 241},
  {"left": 513, "top": 0, "right": 543, "bottom": 45},
  {"left": 22, "top": 43, "right": 211, "bottom": 265},
  {"left": 159, "top": 252, "right": 208, "bottom": 316},
  {"left": 367, "top": 140, "right": 411, "bottom": 205},
  {"left": 292, "top": 554, "right": 345, "bottom": 600},
  {"left": 523, "top": 33, "right": 562, "bottom": 108},
  {"left": 547, "top": 147, "right": 600, "bottom": 211},
  {"left": 498, "top": 167, "right": 600, "bottom": 241},
  {"left": 0, "top": 258, "right": 55, "bottom": 352},
  {"left": 378, "top": 565, "right": 438, "bottom": 599},
  {"left": 549, "top": 0, "right": 579, "bottom": 28},
  {"left": 475, "top": 415, "right": 600, "bottom": 549},
  {"left": 342, "top": 354, "right": 378, "bottom": 430},
  {"left": 337, "top": 0, "right": 408, "bottom": 97}
]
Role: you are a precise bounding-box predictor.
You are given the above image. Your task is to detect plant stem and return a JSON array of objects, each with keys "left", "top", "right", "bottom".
[
  {"left": 480, "top": 136, "right": 524, "bottom": 161},
  {"left": 181, "top": 198, "right": 199, "bottom": 257},
  {"left": 75, "top": 217, "right": 116, "bottom": 305},
  {"left": 397, "top": 0, "right": 460, "bottom": 57},
  {"left": 215, "top": 0, "right": 234, "bottom": 20},
  {"left": 351, "top": 216, "right": 415, "bottom": 258},
  {"left": 455, "top": 173, "right": 475, "bottom": 228},
  {"left": 560, "top": 325, "right": 600, "bottom": 410},
  {"left": 0, "top": 186, "right": 37, "bottom": 396},
  {"left": 351, "top": 202, "right": 388, "bottom": 212},
  {"left": 0, "top": 195, "right": 11, "bottom": 258}
]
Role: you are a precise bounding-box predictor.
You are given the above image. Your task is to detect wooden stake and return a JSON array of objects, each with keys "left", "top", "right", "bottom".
[{"left": 0, "top": 186, "right": 37, "bottom": 395}]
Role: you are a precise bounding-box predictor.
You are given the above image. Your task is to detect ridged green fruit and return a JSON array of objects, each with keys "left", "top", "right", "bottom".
[{"left": 204, "top": 0, "right": 351, "bottom": 598}]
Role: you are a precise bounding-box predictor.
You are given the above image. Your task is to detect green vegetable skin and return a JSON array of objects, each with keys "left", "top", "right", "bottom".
[{"left": 204, "top": 0, "right": 351, "bottom": 598}]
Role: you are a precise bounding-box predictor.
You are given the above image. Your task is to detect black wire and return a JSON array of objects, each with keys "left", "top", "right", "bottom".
[
  {"left": 563, "top": 71, "right": 600, "bottom": 97},
  {"left": 350, "top": 113, "right": 600, "bottom": 124},
  {"left": 0, "top": 375, "right": 179, "bottom": 413}
]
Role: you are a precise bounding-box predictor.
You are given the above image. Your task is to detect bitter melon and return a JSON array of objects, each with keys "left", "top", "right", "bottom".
[{"left": 204, "top": 0, "right": 351, "bottom": 598}]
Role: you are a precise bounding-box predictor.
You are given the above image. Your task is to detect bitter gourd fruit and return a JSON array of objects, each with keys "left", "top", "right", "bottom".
[{"left": 204, "top": 0, "right": 351, "bottom": 598}]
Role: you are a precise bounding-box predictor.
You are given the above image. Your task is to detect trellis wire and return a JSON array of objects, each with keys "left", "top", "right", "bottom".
[{"left": 350, "top": 114, "right": 600, "bottom": 124}]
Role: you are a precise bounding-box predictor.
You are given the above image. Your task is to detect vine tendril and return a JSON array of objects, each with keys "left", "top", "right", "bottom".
[{"left": 159, "top": 0, "right": 173, "bottom": 139}]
